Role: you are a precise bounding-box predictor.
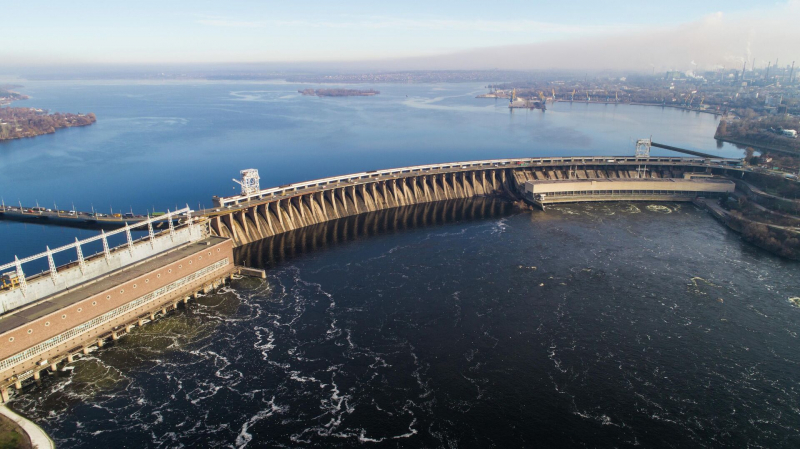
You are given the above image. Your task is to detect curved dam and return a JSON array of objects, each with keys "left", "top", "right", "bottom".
[
  {"left": 204, "top": 156, "right": 742, "bottom": 247},
  {"left": 235, "top": 197, "right": 513, "bottom": 268}
]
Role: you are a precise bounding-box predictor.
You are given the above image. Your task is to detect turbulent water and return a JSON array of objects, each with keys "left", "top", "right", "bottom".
[
  {"left": 10, "top": 201, "right": 800, "bottom": 448},
  {"left": 2, "top": 81, "right": 796, "bottom": 447}
]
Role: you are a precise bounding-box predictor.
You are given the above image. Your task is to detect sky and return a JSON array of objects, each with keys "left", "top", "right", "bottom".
[{"left": 2, "top": 0, "right": 798, "bottom": 72}]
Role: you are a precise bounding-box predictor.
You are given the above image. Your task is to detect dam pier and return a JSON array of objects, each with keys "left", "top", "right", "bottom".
[
  {"left": 0, "top": 154, "right": 743, "bottom": 403},
  {"left": 201, "top": 156, "right": 742, "bottom": 247}
]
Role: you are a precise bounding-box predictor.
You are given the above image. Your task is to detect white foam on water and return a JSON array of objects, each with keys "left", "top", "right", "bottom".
[{"left": 235, "top": 396, "right": 286, "bottom": 448}]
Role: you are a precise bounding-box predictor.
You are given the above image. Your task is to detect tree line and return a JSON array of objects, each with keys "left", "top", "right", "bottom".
[{"left": 0, "top": 107, "right": 96, "bottom": 141}]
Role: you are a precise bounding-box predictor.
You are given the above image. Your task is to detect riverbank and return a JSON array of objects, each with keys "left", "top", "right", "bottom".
[
  {"left": 549, "top": 100, "right": 722, "bottom": 116},
  {"left": 694, "top": 197, "right": 800, "bottom": 260},
  {"left": 299, "top": 88, "right": 379, "bottom": 97},
  {"left": 714, "top": 135, "right": 800, "bottom": 157},
  {"left": 0, "top": 413, "right": 30, "bottom": 449},
  {"left": 0, "top": 87, "right": 28, "bottom": 106},
  {"left": 0, "top": 406, "right": 53, "bottom": 449},
  {"left": 0, "top": 108, "right": 96, "bottom": 142}
]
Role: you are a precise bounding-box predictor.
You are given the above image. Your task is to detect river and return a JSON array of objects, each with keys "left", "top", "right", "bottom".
[
  {"left": 1, "top": 80, "right": 739, "bottom": 265},
  {"left": 2, "top": 81, "right": 799, "bottom": 448}
]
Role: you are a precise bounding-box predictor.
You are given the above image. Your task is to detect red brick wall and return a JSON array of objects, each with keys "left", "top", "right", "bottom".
[{"left": 0, "top": 239, "right": 234, "bottom": 371}]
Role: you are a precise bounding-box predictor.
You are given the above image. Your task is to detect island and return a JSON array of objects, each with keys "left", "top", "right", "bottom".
[
  {"left": 0, "top": 86, "right": 97, "bottom": 141},
  {"left": 0, "top": 108, "right": 97, "bottom": 141},
  {"left": 299, "top": 88, "right": 379, "bottom": 97}
]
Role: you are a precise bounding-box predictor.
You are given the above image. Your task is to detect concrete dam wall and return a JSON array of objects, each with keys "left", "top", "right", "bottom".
[
  {"left": 210, "top": 170, "right": 513, "bottom": 246},
  {"left": 207, "top": 157, "right": 740, "bottom": 247},
  {"left": 234, "top": 197, "right": 514, "bottom": 268}
]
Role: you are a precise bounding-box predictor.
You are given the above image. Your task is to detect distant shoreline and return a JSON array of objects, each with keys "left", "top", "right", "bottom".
[
  {"left": 714, "top": 136, "right": 800, "bottom": 157},
  {"left": 0, "top": 86, "right": 97, "bottom": 142},
  {"left": 299, "top": 88, "right": 380, "bottom": 97}
]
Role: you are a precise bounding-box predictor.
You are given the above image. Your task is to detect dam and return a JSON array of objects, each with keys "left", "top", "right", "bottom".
[
  {"left": 0, "top": 210, "right": 236, "bottom": 402},
  {"left": 523, "top": 177, "right": 735, "bottom": 209},
  {"left": 202, "top": 156, "right": 743, "bottom": 247},
  {"left": 0, "top": 154, "right": 743, "bottom": 404}
]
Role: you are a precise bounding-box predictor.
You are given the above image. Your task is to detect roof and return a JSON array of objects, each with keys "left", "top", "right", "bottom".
[
  {"left": 525, "top": 177, "right": 734, "bottom": 186},
  {"left": 0, "top": 236, "right": 228, "bottom": 335}
]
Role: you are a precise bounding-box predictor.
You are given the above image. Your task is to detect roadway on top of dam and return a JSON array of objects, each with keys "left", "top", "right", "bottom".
[
  {"left": 0, "top": 155, "right": 744, "bottom": 233},
  {"left": 201, "top": 155, "right": 742, "bottom": 216}
]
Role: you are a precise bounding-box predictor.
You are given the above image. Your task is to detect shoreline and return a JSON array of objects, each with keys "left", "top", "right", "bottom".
[
  {"left": 0, "top": 405, "right": 54, "bottom": 449},
  {"left": 714, "top": 135, "right": 800, "bottom": 157},
  {"left": 546, "top": 100, "right": 723, "bottom": 116},
  {"left": 694, "top": 197, "right": 800, "bottom": 260}
]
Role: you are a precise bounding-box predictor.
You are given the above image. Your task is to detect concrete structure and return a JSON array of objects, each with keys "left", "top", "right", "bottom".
[
  {"left": 523, "top": 178, "right": 735, "bottom": 208},
  {"left": 0, "top": 405, "right": 55, "bottom": 449},
  {"left": 203, "top": 156, "right": 743, "bottom": 247},
  {"left": 0, "top": 202, "right": 177, "bottom": 229},
  {"left": 0, "top": 155, "right": 747, "bottom": 408},
  {"left": 0, "top": 215, "right": 236, "bottom": 403},
  {"left": 0, "top": 208, "right": 199, "bottom": 314}
]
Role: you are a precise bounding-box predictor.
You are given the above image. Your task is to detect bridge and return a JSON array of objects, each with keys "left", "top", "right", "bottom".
[
  {"left": 0, "top": 205, "right": 178, "bottom": 229},
  {"left": 0, "top": 142, "right": 731, "bottom": 231},
  {"left": 200, "top": 155, "right": 743, "bottom": 247}
]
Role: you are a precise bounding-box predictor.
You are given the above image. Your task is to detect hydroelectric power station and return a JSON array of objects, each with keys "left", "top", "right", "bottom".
[
  {"left": 0, "top": 152, "right": 741, "bottom": 403},
  {"left": 202, "top": 155, "right": 738, "bottom": 247}
]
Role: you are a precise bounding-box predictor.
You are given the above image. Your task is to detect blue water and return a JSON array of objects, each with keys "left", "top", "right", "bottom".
[
  {"left": 6, "top": 81, "right": 800, "bottom": 449},
  {"left": 0, "top": 80, "right": 740, "bottom": 264}
]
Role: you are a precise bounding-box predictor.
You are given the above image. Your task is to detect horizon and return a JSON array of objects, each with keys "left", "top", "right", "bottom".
[{"left": 3, "top": 1, "right": 799, "bottom": 74}]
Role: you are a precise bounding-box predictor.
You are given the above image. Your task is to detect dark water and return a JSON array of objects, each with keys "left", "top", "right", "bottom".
[
  {"left": 4, "top": 81, "right": 794, "bottom": 447},
  {"left": 0, "top": 80, "right": 742, "bottom": 265},
  {"left": 10, "top": 201, "right": 800, "bottom": 448}
]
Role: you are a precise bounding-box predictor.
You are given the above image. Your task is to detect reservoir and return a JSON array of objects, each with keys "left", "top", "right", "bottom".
[
  {"left": 0, "top": 80, "right": 741, "bottom": 263},
  {"left": 2, "top": 81, "right": 799, "bottom": 447}
]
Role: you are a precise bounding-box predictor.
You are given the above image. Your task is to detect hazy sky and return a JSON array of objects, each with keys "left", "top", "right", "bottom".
[{"left": 3, "top": 0, "right": 798, "bottom": 71}]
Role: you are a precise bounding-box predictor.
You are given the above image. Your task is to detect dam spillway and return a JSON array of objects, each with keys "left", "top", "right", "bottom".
[
  {"left": 204, "top": 156, "right": 743, "bottom": 247},
  {"left": 234, "top": 197, "right": 514, "bottom": 269}
]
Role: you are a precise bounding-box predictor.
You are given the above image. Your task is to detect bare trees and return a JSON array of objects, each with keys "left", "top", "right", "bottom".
[{"left": 0, "top": 107, "right": 97, "bottom": 141}]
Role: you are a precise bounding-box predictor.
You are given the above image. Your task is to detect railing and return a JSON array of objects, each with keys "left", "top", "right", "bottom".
[
  {"left": 0, "top": 207, "right": 190, "bottom": 273},
  {"left": 0, "top": 208, "right": 201, "bottom": 311},
  {"left": 215, "top": 156, "right": 742, "bottom": 207},
  {"left": 0, "top": 258, "right": 230, "bottom": 373}
]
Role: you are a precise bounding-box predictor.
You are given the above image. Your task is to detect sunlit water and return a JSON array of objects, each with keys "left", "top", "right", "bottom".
[
  {"left": 4, "top": 82, "right": 797, "bottom": 448},
  {"left": 1, "top": 80, "right": 739, "bottom": 265}
]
